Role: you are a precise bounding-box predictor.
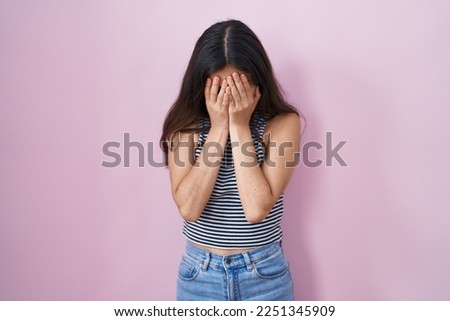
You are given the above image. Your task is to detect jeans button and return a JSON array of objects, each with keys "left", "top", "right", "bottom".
[{"left": 225, "top": 258, "right": 233, "bottom": 264}]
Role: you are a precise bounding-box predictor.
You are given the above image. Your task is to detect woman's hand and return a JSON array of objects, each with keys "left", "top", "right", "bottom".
[
  {"left": 204, "top": 76, "right": 230, "bottom": 130},
  {"left": 226, "top": 73, "right": 261, "bottom": 128}
]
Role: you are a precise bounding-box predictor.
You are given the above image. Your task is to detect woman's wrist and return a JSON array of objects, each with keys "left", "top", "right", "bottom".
[
  {"left": 209, "top": 123, "right": 229, "bottom": 139},
  {"left": 229, "top": 122, "right": 251, "bottom": 138}
]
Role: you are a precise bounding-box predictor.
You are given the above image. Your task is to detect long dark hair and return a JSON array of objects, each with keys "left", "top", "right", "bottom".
[{"left": 160, "top": 19, "right": 301, "bottom": 163}]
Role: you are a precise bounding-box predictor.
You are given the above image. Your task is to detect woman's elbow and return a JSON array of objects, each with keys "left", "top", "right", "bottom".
[
  {"left": 177, "top": 203, "right": 202, "bottom": 223},
  {"left": 244, "top": 205, "right": 272, "bottom": 224}
]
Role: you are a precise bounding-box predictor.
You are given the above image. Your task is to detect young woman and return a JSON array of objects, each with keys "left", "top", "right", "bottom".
[{"left": 160, "top": 19, "right": 302, "bottom": 301}]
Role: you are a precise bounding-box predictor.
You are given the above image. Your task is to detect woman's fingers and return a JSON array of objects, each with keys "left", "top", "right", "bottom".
[
  {"left": 226, "top": 87, "right": 235, "bottom": 108},
  {"left": 232, "top": 73, "right": 248, "bottom": 100},
  {"left": 222, "top": 90, "right": 230, "bottom": 109},
  {"left": 210, "top": 76, "right": 220, "bottom": 101},
  {"left": 207, "top": 73, "right": 257, "bottom": 115},
  {"left": 240, "top": 74, "right": 253, "bottom": 97},
  {"left": 204, "top": 78, "right": 211, "bottom": 101},
  {"left": 227, "top": 75, "right": 241, "bottom": 103},
  {"left": 216, "top": 79, "right": 227, "bottom": 104}
]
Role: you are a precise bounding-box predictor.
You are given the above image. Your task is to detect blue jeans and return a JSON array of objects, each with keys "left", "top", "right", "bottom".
[{"left": 176, "top": 241, "right": 294, "bottom": 301}]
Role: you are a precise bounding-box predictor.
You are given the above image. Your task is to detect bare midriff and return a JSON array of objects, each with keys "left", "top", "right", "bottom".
[{"left": 190, "top": 241, "right": 256, "bottom": 256}]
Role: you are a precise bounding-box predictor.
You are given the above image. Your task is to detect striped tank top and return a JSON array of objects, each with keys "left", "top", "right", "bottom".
[{"left": 182, "top": 113, "right": 284, "bottom": 249}]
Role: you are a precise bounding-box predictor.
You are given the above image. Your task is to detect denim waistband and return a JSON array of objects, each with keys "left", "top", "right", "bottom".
[{"left": 184, "top": 241, "right": 282, "bottom": 271}]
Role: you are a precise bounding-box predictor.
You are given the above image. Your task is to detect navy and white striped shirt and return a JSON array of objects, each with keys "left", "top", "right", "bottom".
[{"left": 182, "top": 113, "right": 284, "bottom": 249}]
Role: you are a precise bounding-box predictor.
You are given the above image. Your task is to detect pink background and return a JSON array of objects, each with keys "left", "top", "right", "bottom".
[{"left": 1, "top": 0, "right": 450, "bottom": 300}]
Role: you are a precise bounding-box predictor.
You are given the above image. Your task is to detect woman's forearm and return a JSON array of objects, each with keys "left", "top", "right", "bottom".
[
  {"left": 229, "top": 124, "right": 275, "bottom": 223},
  {"left": 173, "top": 126, "right": 229, "bottom": 222}
]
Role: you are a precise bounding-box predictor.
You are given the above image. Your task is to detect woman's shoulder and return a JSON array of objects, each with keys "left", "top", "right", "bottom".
[{"left": 265, "top": 112, "right": 300, "bottom": 133}]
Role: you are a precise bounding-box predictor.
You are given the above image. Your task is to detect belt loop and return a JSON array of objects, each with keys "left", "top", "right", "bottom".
[
  {"left": 201, "top": 252, "right": 211, "bottom": 271},
  {"left": 242, "top": 252, "right": 253, "bottom": 271}
]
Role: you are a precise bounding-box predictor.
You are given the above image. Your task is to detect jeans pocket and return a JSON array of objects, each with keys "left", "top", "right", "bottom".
[
  {"left": 178, "top": 256, "right": 200, "bottom": 281},
  {"left": 253, "top": 251, "right": 290, "bottom": 279}
]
